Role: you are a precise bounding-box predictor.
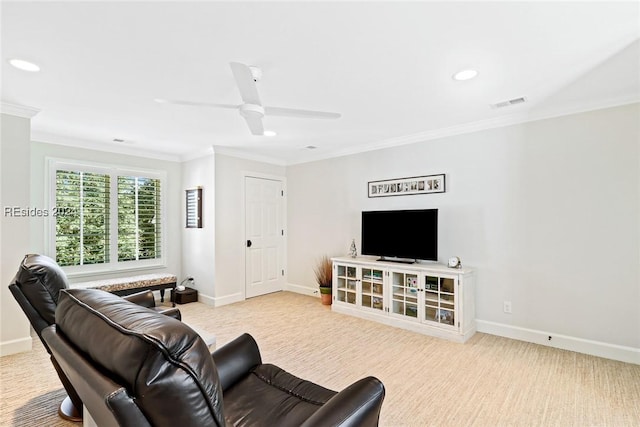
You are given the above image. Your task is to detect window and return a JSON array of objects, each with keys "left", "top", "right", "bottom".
[
  {"left": 117, "top": 176, "right": 162, "bottom": 262},
  {"left": 55, "top": 170, "right": 111, "bottom": 266},
  {"left": 49, "top": 160, "right": 164, "bottom": 272}
]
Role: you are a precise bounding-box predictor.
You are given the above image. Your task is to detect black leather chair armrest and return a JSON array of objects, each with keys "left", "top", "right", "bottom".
[
  {"left": 122, "top": 291, "right": 181, "bottom": 320},
  {"left": 122, "top": 290, "right": 155, "bottom": 308},
  {"left": 211, "top": 333, "right": 262, "bottom": 390},
  {"left": 152, "top": 306, "right": 181, "bottom": 321},
  {"left": 300, "top": 377, "right": 385, "bottom": 427}
]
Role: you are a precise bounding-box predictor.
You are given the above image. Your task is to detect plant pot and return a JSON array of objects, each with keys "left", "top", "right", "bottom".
[{"left": 319, "top": 286, "right": 332, "bottom": 305}]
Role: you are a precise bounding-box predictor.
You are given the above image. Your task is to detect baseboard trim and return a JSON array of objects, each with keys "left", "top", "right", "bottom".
[
  {"left": 476, "top": 320, "right": 640, "bottom": 365},
  {"left": 285, "top": 282, "right": 319, "bottom": 298},
  {"left": 198, "top": 292, "right": 243, "bottom": 307},
  {"left": 0, "top": 336, "right": 32, "bottom": 356},
  {"left": 197, "top": 292, "right": 216, "bottom": 306}
]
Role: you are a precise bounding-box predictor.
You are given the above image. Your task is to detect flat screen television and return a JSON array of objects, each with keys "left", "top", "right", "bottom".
[{"left": 361, "top": 209, "right": 438, "bottom": 262}]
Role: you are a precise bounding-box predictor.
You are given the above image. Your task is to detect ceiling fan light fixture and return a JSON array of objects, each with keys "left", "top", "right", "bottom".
[
  {"left": 453, "top": 69, "right": 478, "bottom": 81},
  {"left": 8, "top": 58, "right": 40, "bottom": 72},
  {"left": 263, "top": 130, "right": 277, "bottom": 137}
]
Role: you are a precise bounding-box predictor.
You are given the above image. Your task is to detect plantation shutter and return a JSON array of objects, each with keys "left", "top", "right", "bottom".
[
  {"left": 117, "top": 176, "right": 162, "bottom": 261},
  {"left": 55, "top": 170, "right": 110, "bottom": 266}
]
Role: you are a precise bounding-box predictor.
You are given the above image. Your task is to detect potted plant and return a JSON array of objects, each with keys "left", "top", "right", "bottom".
[{"left": 314, "top": 255, "right": 333, "bottom": 305}]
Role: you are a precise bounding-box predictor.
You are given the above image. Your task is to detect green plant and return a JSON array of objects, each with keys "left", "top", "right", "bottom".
[{"left": 313, "top": 255, "right": 333, "bottom": 288}]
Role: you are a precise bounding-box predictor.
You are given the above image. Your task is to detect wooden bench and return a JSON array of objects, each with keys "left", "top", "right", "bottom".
[{"left": 72, "top": 273, "right": 177, "bottom": 306}]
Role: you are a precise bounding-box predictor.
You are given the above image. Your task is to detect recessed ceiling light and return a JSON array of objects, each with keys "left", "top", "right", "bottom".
[
  {"left": 305, "top": 146, "right": 317, "bottom": 150},
  {"left": 8, "top": 58, "right": 40, "bottom": 72},
  {"left": 452, "top": 69, "right": 478, "bottom": 81},
  {"left": 263, "top": 130, "right": 277, "bottom": 137}
]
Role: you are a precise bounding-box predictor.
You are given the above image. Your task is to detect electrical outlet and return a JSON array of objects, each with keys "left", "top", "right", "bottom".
[{"left": 503, "top": 301, "right": 512, "bottom": 314}]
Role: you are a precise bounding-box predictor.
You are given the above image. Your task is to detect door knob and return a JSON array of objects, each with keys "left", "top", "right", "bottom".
[{"left": 247, "top": 240, "right": 252, "bottom": 247}]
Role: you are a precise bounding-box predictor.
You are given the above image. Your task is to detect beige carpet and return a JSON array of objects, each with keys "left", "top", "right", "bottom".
[{"left": 2, "top": 291, "right": 639, "bottom": 426}]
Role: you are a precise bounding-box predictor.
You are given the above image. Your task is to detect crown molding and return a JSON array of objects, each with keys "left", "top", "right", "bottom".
[
  {"left": 523, "top": 93, "right": 640, "bottom": 125},
  {"left": 31, "top": 131, "right": 181, "bottom": 163},
  {"left": 15, "top": 95, "right": 640, "bottom": 167},
  {"left": 211, "top": 145, "right": 287, "bottom": 166},
  {"left": 0, "top": 102, "right": 40, "bottom": 119},
  {"left": 288, "top": 95, "right": 640, "bottom": 165},
  {"left": 180, "top": 146, "right": 215, "bottom": 162}
]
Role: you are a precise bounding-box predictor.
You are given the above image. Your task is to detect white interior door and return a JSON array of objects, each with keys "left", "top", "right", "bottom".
[{"left": 245, "top": 176, "right": 285, "bottom": 298}]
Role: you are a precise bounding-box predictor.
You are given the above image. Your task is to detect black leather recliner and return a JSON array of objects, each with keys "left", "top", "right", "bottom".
[
  {"left": 42, "top": 288, "right": 386, "bottom": 426},
  {"left": 8, "top": 254, "right": 181, "bottom": 422}
]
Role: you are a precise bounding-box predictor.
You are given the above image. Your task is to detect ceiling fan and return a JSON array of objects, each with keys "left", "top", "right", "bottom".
[{"left": 155, "top": 62, "right": 341, "bottom": 136}]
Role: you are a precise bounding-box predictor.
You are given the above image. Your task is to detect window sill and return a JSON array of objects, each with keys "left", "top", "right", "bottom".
[{"left": 65, "top": 263, "right": 168, "bottom": 280}]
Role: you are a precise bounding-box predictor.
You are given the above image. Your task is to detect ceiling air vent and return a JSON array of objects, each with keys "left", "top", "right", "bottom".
[{"left": 490, "top": 96, "right": 527, "bottom": 109}]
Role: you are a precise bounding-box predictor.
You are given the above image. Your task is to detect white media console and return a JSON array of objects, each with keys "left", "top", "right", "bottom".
[{"left": 331, "top": 257, "right": 476, "bottom": 343}]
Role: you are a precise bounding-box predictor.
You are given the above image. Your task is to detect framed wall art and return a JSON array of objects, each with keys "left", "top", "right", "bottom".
[
  {"left": 368, "top": 174, "right": 445, "bottom": 198},
  {"left": 185, "top": 187, "right": 203, "bottom": 228}
]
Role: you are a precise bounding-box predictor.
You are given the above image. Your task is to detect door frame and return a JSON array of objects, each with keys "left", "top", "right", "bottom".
[{"left": 241, "top": 171, "right": 287, "bottom": 300}]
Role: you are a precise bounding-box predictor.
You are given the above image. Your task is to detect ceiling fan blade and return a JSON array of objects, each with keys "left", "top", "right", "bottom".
[
  {"left": 154, "top": 99, "right": 239, "bottom": 109},
  {"left": 230, "top": 62, "right": 261, "bottom": 105},
  {"left": 243, "top": 115, "right": 265, "bottom": 136},
  {"left": 264, "top": 106, "right": 341, "bottom": 119}
]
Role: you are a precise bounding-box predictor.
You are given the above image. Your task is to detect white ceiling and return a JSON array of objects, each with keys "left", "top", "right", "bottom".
[{"left": 2, "top": 1, "right": 639, "bottom": 165}]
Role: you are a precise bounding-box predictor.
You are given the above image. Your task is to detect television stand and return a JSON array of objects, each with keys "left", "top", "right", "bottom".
[
  {"left": 331, "top": 257, "right": 476, "bottom": 343},
  {"left": 377, "top": 257, "right": 415, "bottom": 264}
]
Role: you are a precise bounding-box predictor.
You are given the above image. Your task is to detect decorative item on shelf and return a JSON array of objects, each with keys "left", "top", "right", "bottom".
[
  {"left": 435, "top": 309, "right": 453, "bottom": 323},
  {"left": 447, "top": 256, "right": 462, "bottom": 269},
  {"left": 314, "top": 255, "right": 333, "bottom": 305},
  {"left": 349, "top": 239, "right": 358, "bottom": 258}
]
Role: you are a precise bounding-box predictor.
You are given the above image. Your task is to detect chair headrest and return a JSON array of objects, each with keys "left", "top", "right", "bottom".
[
  {"left": 56, "top": 288, "right": 225, "bottom": 426},
  {"left": 10, "top": 254, "right": 69, "bottom": 325}
]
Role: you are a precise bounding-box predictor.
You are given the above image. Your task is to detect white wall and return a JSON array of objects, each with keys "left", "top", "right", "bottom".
[
  {"left": 4, "top": 104, "right": 637, "bottom": 362},
  {"left": 213, "top": 153, "right": 285, "bottom": 304},
  {"left": 1, "top": 113, "right": 33, "bottom": 355},
  {"left": 181, "top": 154, "right": 215, "bottom": 302},
  {"left": 29, "top": 141, "right": 183, "bottom": 282},
  {"left": 286, "top": 104, "right": 640, "bottom": 358}
]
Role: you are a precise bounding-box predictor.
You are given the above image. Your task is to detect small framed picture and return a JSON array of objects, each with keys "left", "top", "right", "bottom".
[
  {"left": 185, "top": 188, "right": 203, "bottom": 228},
  {"left": 367, "top": 174, "right": 445, "bottom": 198}
]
